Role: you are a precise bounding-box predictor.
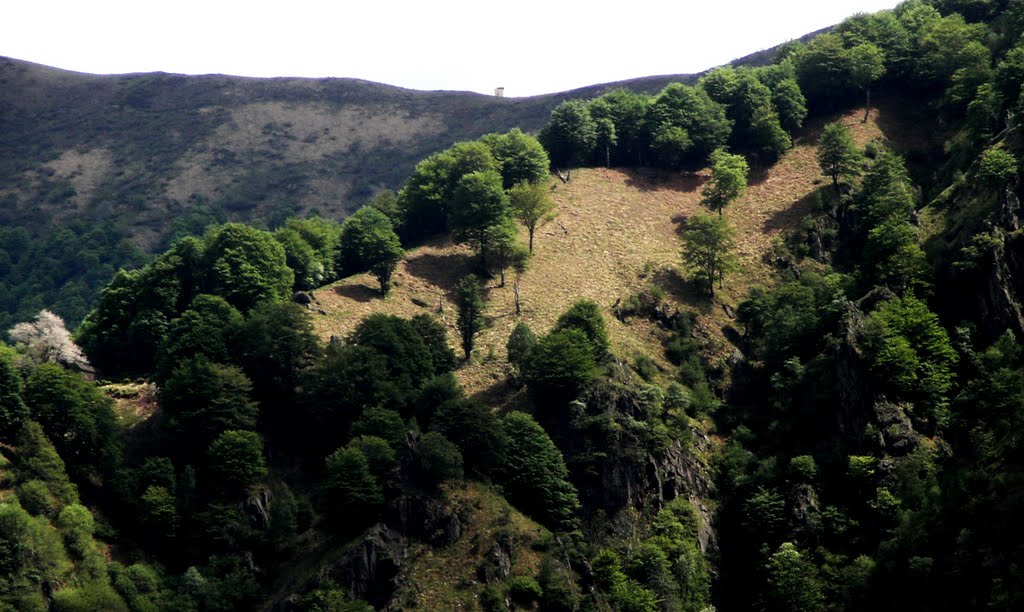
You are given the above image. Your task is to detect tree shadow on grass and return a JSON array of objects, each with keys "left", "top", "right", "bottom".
[
  {"left": 763, "top": 188, "right": 824, "bottom": 235},
  {"left": 333, "top": 283, "right": 380, "bottom": 303},
  {"left": 404, "top": 251, "right": 476, "bottom": 288},
  {"left": 623, "top": 167, "right": 705, "bottom": 193},
  {"left": 653, "top": 266, "right": 714, "bottom": 315}
]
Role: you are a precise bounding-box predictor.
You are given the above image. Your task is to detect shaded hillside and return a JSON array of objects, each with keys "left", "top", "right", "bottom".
[{"left": 0, "top": 57, "right": 701, "bottom": 250}]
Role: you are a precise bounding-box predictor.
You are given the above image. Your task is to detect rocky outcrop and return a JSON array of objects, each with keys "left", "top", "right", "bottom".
[
  {"left": 333, "top": 523, "right": 407, "bottom": 609},
  {"left": 565, "top": 375, "right": 718, "bottom": 554}
]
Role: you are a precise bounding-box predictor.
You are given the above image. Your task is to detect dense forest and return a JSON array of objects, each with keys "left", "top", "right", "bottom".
[{"left": 2, "top": 0, "right": 1024, "bottom": 610}]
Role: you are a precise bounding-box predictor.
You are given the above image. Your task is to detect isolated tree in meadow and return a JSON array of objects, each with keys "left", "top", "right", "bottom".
[
  {"left": 483, "top": 219, "right": 528, "bottom": 287},
  {"left": 454, "top": 275, "right": 485, "bottom": 360},
  {"left": 817, "top": 122, "right": 861, "bottom": 192},
  {"left": 681, "top": 213, "right": 738, "bottom": 298},
  {"left": 338, "top": 207, "right": 404, "bottom": 295},
  {"left": 508, "top": 180, "right": 556, "bottom": 254},
  {"left": 701, "top": 149, "right": 749, "bottom": 216},
  {"left": 849, "top": 43, "right": 886, "bottom": 122}
]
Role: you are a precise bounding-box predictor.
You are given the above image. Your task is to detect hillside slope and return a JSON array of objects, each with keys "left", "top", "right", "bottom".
[{"left": 311, "top": 106, "right": 886, "bottom": 397}]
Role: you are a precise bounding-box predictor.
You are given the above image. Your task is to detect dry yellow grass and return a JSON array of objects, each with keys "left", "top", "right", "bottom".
[{"left": 312, "top": 106, "right": 887, "bottom": 396}]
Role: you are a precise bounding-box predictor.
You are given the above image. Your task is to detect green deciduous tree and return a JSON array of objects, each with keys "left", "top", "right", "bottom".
[
  {"left": 202, "top": 224, "right": 294, "bottom": 311},
  {"left": 398, "top": 141, "right": 498, "bottom": 242},
  {"left": 522, "top": 329, "right": 597, "bottom": 406},
  {"left": 481, "top": 128, "right": 550, "bottom": 189},
  {"left": 432, "top": 398, "right": 507, "bottom": 478},
  {"left": 450, "top": 171, "right": 511, "bottom": 267},
  {"left": 509, "top": 180, "right": 556, "bottom": 254},
  {"left": 208, "top": 430, "right": 268, "bottom": 496},
  {"left": 338, "top": 207, "right": 404, "bottom": 295},
  {"left": 506, "top": 321, "right": 537, "bottom": 377},
  {"left": 701, "top": 149, "right": 749, "bottom": 215},
  {"left": 849, "top": 43, "right": 886, "bottom": 122},
  {"left": 817, "top": 122, "right": 862, "bottom": 192},
  {"left": 681, "top": 213, "right": 738, "bottom": 298},
  {"left": 24, "top": 364, "right": 122, "bottom": 481},
  {"left": 863, "top": 295, "right": 958, "bottom": 429},
  {"left": 158, "top": 357, "right": 258, "bottom": 453},
  {"left": 588, "top": 88, "right": 653, "bottom": 165},
  {"left": 647, "top": 83, "right": 732, "bottom": 167},
  {"left": 595, "top": 117, "right": 617, "bottom": 168},
  {"left": 0, "top": 344, "right": 28, "bottom": 441},
  {"left": 455, "top": 275, "right": 485, "bottom": 360},
  {"left": 539, "top": 100, "right": 597, "bottom": 171},
  {"left": 156, "top": 294, "right": 243, "bottom": 383},
  {"left": 761, "top": 542, "right": 825, "bottom": 612},
  {"left": 323, "top": 446, "right": 383, "bottom": 528},
  {"left": 553, "top": 299, "right": 610, "bottom": 358},
  {"left": 498, "top": 411, "right": 580, "bottom": 529}
]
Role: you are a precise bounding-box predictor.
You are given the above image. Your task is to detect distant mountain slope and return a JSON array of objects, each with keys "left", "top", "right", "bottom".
[{"left": 0, "top": 57, "right": 701, "bottom": 250}]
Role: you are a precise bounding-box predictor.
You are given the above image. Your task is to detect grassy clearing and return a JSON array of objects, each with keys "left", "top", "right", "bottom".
[
  {"left": 312, "top": 106, "right": 889, "bottom": 397},
  {"left": 100, "top": 381, "right": 159, "bottom": 429}
]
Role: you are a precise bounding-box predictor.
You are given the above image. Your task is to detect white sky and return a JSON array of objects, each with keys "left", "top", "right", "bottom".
[{"left": 1, "top": 0, "right": 902, "bottom": 97}]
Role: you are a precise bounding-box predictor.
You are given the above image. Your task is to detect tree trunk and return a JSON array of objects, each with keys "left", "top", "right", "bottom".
[
  {"left": 863, "top": 87, "right": 870, "bottom": 123},
  {"left": 499, "top": 268, "right": 505, "bottom": 287},
  {"left": 528, "top": 226, "right": 535, "bottom": 254},
  {"left": 605, "top": 145, "right": 610, "bottom": 168},
  {"left": 514, "top": 276, "right": 522, "bottom": 315}
]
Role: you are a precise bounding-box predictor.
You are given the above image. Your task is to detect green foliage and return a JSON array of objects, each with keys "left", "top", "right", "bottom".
[
  {"left": 507, "top": 575, "right": 543, "bottom": 607},
  {"left": 236, "top": 300, "right": 322, "bottom": 415},
  {"left": 863, "top": 295, "right": 958, "bottom": 428},
  {"left": 480, "top": 128, "right": 550, "bottom": 189},
  {"left": 351, "top": 407, "right": 406, "bottom": 450},
  {"left": 450, "top": 170, "right": 511, "bottom": 263},
  {"left": 416, "top": 431, "right": 463, "bottom": 487},
  {"left": 13, "top": 422, "right": 78, "bottom": 507},
  {"left": 522, "top": 329, "right": 597, "bottom": 406},
  {"left": 506, "top": 321, "right": 537, "bottom": 376},
  {"left": 455, "top": 275, "right": 485, "bottom": 359},
  {"left": 817, "top": 122, "right": 861, "bottom": 191},
  {"left": 700, "top": 148, "right": 749, "bottom": 215},
  {"left": 588, "top": 88, "right": 653, "bottom": 165},
  {"left": 681, "top": 213, "right": 738, "bottom": 297},
  {"left": 552, "top": 299, "right": 610, "bottom": 358},
  {"left": 978, "top": 146, "right": 1019, "bottom": 183},
  {"left": 0, "top": 344, "right": 28, "bottom": 441},
  {"left": 0, "top": 500, "right": 73, "bottom": 608},
  {"left": 762, "top": 542, "right": 825, "bottom": 612},
  {"left": 432, "top": 398, "right": 507, "bottom": 478},
  {"left": 647, "top": 83, "right": 732, "bottom": 167},
  {"left": 398, "top": 141, "right": 498, "bottom": 242},
  {"left": 348, "top": 313, "right": 435, "bottom": 402},
  {"left": 539, "top": 100, "right": 597, "bottom": 168},
  {"left": 207, "top": 430, "right": 267, "bottom": 495},
  {"left": 202, "top": 223, "right": 293, "bottom": 311},
  {"left": 158, "top": 356, "right": 258, "bottom": 453},
  {"left": 498, "top": 411, "right": 580, "bottom": 529},
  {"left": 338, "top": 206, "right": 404, "bottom": 295},
  {"left": 23, "top": 365, "right": 122, "bottom": 481},
  {"left": 508, "top": 179, "right": 556, "bottom": 254},
  {"left": 155, "top": 294, "right": 243, "bottom": 382},
  {"left": 275, "top": 226, "right": 323, "bottom": 291},
  {"left": 410, "top": 314, "right": 456, "bottom": 376},
  {"left": 322, "top": 447, "right": 383, "bottom": 528}
]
